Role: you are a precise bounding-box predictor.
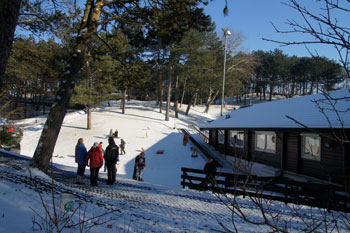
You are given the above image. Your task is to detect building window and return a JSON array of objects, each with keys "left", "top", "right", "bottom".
[
  {"left": 230, "top": 131, "right": 244, "bottom": 148},
  {"left": 301, "top": 134, "right": 321, "bottom": 161},
  {"left": 218, "top": 130, "right": 225, "bottom": 144},
  {"left": 255, "top": 131, "right": 276, "bottom": 153}
]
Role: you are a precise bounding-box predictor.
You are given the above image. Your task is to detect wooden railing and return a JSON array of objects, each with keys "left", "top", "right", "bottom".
[
  {"left": 181, "top": 167, "right": 350, "bottom": 213},
  {"left": 188, "top": 125, "right": 209, "bottom": 143}
]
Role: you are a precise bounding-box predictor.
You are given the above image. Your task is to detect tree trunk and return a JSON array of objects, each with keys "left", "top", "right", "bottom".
[
  {"left": 87, "top": 60, "right": 92, "bottom": 130},
  {"left": 193, "top": 92, "right": 198, "bottom": 107},
  {"left": 309, "top": 80, "right": 314, "bottom": 95},
  {"left": 269, "top": 85, "right": 274, "bottom": 101},
  {"left": 165, "top": 45, "right": 174, "bottom": 121},
  {"left": 0, "top": 0, "right": 22, "bottom": 89},
  {"left": 158, "top": 80, "right": 163, "bottom": 113},
  {"left": 42, "top": 84, "right": 47, "bottom": 115},
  {"left": 157, "top": 44, "right": 163, "bottom": 113},
  {"left": 24, "top": 86, "right": 27, "bottom": 118},
  {"left": 204, "top": 88, "right": 219, "bottom": 113},
  {"left": 38, "top": 93, "right": 43, "bottom": 114},
  {"left": 204, "top": 87, "right": 213, "bottom": 113},
  {"left": 87, "top": 105, "right": 92, "bottom": 129},
  {"left": 185, "top": 89, "right": 198, "bottom": 115},
  {"left": 122, "top": 89, "right": 126, "bottom": 114},
  {"left": 30, "top": 0, "right": 103, "bottom": 172},
  {"left": 263, "top": 85, "right": 266, "bottom": 100},
  {"left": 165, "top": 78, "right": 171, "bottom": 121},
  {"left": 291, "top": 81, "right": 295, "bottom": 96},
  {"left": 174, "top": 75, "right": 179, "bottom": 118},
  {"left": 180, "top": 77, "right": 187, "bottom": 108}
]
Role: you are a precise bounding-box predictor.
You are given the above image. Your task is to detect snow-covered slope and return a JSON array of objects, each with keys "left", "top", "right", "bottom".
[
  {"left": 20, "top": 100, "right": 224, "bottom": 189},
  {"left": 0, "top": 100, "right": 346, "bottom": 232}
]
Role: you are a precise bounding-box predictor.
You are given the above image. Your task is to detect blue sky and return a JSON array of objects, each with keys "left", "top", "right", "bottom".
[
  {"left": 16, "top": 0, "right": 347, "bottom": 63},
  {"left": 203, "top": 0, "right": 348, "bottom": 62}
]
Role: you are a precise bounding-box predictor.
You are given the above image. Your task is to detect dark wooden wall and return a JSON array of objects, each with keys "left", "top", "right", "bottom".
[
  {"left": 206, "top": 129, "right": 347, "bottom": 184},
  {"left": 209, "top": 130, "right": 216, "bottom": 148},
  {"left": 285, "top": 132, "right": 300, "bottom": 173}
]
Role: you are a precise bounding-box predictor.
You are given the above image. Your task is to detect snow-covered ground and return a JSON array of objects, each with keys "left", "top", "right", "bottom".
[
  {"left": 19, "top": 100, "right": 227, "bottom": 189},
  {"left": 0, "top": 100, "right": 348, "bottom": 232}
]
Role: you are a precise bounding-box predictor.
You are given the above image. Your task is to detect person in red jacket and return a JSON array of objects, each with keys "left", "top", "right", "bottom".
[{"left": 86, "top": 142, "right": 104, "bottom": 186}]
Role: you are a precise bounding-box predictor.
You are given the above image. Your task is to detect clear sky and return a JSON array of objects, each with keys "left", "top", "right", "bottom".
[
  {"left": 203, "top": 0, "right": 348, "bottom": 62},
  {"left": 16, "top": 0, "right": 347, "bottom": 63}
]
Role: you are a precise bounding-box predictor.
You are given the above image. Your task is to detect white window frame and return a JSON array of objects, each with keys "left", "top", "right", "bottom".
[
  {"left": 255, "top": 131, "right": 276, "bottom": 153},
  {"left": 301, "top": 133, "right": 321, "bottom": 161},
  {"left": 230, "top": 130, "right": 244, "bottom": 148},
  {"left": 218, "top": 130, "right": 225, "bottom": 144}
]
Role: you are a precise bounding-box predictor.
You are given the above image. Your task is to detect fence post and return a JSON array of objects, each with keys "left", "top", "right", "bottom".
[
  {"left": 284, "top": 181, "right": 288, "bottom": 204},
  {"left": 182, "top": 169, "right": 186, "bottom": 189}
]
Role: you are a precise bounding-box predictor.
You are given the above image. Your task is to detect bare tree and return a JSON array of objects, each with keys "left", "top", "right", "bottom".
[
  {"left": 207, "top": 155, "right": 350, "bottom": 232},
  {"left": 207, "top": 2, "right": 350, "bottom": 227},
  {"left": 263, "top": 0, "right": 350, "bottom": 83},
  {"left": 29, "top": 165, "right": 118, "bottom": 233}
]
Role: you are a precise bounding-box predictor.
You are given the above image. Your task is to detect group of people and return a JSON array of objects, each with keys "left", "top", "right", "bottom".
[
  {"left": 75, "top": 136, "right": 146, "bottom": 186},
  {"left": 110, "top": 129, "right": 118, "bottom": 138},
  {"left": 75, "top": 131, "right": 215, "bottom": 187},
  {"left": 75, "top": 137, "right": 120, "bottom": 186}
]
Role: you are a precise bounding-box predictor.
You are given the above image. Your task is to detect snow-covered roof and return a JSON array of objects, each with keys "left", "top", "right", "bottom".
[{"left": 200, "top": 89, "right": 350, "bottom": 130}]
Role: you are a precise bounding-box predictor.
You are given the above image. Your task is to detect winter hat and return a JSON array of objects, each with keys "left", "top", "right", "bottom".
[
  {"left": 93, "top": 142, "right": 99, "bottom": 147},
  {"left": 108, "top": 137, "right": 115, "bottom": 145}
]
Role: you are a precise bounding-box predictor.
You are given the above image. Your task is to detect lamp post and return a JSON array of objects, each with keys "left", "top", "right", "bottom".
[{"left": 221, "top": 28, "right": 231, "bottom": 116}]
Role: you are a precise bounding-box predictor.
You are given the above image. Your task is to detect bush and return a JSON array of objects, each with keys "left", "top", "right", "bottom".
[{"left": 0, "top": 125, "right": 22, "bottom": 147}]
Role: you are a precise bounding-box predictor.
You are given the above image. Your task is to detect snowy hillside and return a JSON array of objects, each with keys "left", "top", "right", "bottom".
[
  {"left": 0, "top": 100, "right": 347, "bottom": 232},
  {"left": 19, "top": 100, "right": 228, "bottom": 189}
]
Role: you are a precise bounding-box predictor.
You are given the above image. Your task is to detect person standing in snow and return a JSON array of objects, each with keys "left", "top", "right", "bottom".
[
  {"left": 134, "top": 152, "right": 146, "bottom": 181},
  {"left": 98, "top": 141, "right": 106, "bottom": 172},
  {"left": 104, "top": 137, "right": 119, "bottom": 185},
  {"left": 183, "top": 133, "right": 190, "bottom": 146},
  {"left": 190, "top": 147, "right": 198, "bottom": 157},
  {"left": 86, "top": 142, "right": 104, "bottom": 186},
  {"left": 98, "top": 142, "right": 105, "bottom": 155},
  {"left": 120, "top": 138, "right": 126, "bottom": 155},
  {"left": 113, "top": 129, "right": 119, "bottom": 138},
  {"left": 75, "top": 138, "right": 87, "bottom": 184},
  {"left": 109, "top": 129, "right": 113, "bottom": 137},
  {"left": 203, "top": 158, "right": 217, "bottom": 187}
]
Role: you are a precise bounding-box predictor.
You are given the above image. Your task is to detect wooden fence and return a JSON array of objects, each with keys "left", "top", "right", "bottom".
[{"left": 181, "top": 167, "right": 350, "bottom": 213}]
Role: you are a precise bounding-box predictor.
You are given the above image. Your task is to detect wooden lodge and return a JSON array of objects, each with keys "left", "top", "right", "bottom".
[{"left": 200, "top": 89, "right": 350, "bottom": 186}]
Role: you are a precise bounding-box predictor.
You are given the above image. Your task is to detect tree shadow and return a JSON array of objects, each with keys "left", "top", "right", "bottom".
[
  {"left": 62, "top": 125, "right": 86, "bottom": 130},
  {"left": 120, "top": 132, "right": 207, "bottom": 189}
]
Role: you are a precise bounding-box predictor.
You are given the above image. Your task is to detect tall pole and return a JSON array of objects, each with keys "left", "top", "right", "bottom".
[{"left": 221, "top": 29, "right": 230, "bottom": 116}]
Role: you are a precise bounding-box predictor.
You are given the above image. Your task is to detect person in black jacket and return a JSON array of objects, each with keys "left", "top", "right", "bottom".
[
  {"left": 104, "top": 137, "right": 119, "bottom": 185},
  {"left": 120, "top": 138, "right": 126, "bottom": 155},
  {"left": 204, "top": 158, "right": 217, "bottom": 186}
]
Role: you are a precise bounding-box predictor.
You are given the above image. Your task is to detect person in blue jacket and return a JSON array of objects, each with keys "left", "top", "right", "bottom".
[{"left": 75, "top": 138, "right": 87, "bottom": 184}]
